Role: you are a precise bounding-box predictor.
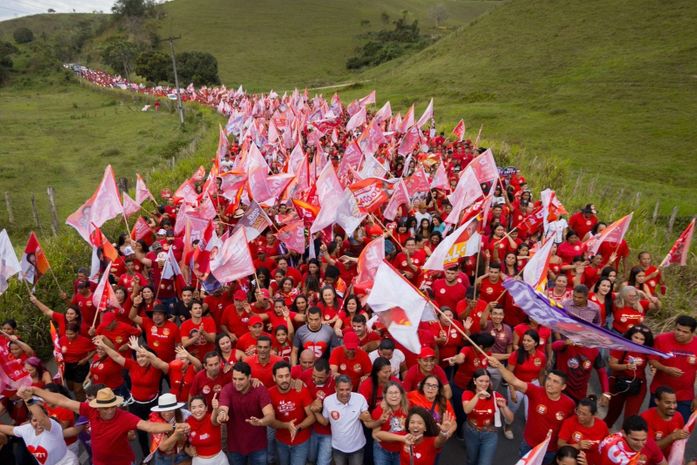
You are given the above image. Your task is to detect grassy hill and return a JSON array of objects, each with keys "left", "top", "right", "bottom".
[
  {"left": 0, "top": 12, "right": 107, "bottom": 43},
  {"left": 157, "top": 0, "right": 503, "bottom": 90},
  {"left": 339, "top": 0, "right": 697, "bottom": 216}
]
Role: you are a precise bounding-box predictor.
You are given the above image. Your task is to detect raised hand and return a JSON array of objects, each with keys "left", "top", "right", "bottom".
[
  {"left": 127, "top": 336, "right": 140, "bottom": 351},
  {"left": 211, "top": 392, "right": 219, "bottom": 410}
]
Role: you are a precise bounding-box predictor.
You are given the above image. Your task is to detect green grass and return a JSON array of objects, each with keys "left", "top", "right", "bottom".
[
  {"left": 0, "top": 76, "right": 196, "bottom": 239},
  {"left": 0, "top": 12, "right": 107, "bottom": 43},
  {"left": 335, "top": 0, "right": 697, "bottom": 217},
  {"left": 157, "top": 0, "right": 502, "bottom": 90}
]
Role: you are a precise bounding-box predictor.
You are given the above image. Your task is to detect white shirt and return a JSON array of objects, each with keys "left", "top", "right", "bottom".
[
  {"left": 322, "top": 392, "right": 368, "bottom": 453},
  {"left": 546, "top": 218, "right": 568, "bottom": 243},
  {"left": 13, "top": 419, "right": 71, "bottom": 465},
  {"left": 369, "top": 349, "right": 406, "bottom": 379}
]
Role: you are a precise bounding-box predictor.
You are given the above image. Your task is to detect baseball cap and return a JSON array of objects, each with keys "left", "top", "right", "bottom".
[
  {"left": 248, "top": 315, "right": 263, "bottom": 327},
  {"left": 234, "top": 290, "right": 247, "bottom": 301},
  {"left": 343, "top": 331, "right": 359, "bottom": 350},
  {"left": 419, "top": 347, "right": 436, "bottom": 359},
  {"left": 259, "top": 288, "right": 271, "bottom": 299}
]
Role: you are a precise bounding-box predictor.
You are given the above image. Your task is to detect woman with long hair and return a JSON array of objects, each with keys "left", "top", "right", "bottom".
[
  {"left": 604, "top": 325, "right": 654, "bottom": 428},
  {"left": 317, "top": 285, "right": 341, "bottom": 325},
  {"left": 148, "top": 393, "right": 190, "bottom": 465},
  {"left": 504, "top": 329, "right": 545, "bottom": 439},
  {"left": 133, "top": 285, "right": 160, "bottom": 317},
  {"left": 626, "top": 266, "right": 661, "bottom": 308},
  {"left": 24, "top": 356, "right": 52, "bottom": 388},
  {"left": 215, "top": 333, "right": 235, "bottom": 373},
  {"left": 291, "top": 294, "right": 310, "bottom": 316},
  {"left": 407, "top": 375, "right": 456, "bottom": 426},
  {"left": 502, "top": 251, "right": 519, "bottom": 277},
  {"left": 547, "top": 274, "right": 572, "bottom": 302},
  {"left": 30, "top": 295, "right": 89, "bottom": 336},
  {"left": 359, "top": 357, "right": 396, "bottom": 411},
  {"left": 334, "top": 295, "right": 364, "bottom": 337},
  {"left": 590, "top": 277, "right": 614, "bottom": 327},
  {"left": 462, "top": 369, "right": 513, "bottom": 465},
  {"left": 59, "top": 322, "right": 94, "bottom": 401},
  {"left": 186, "top": 395, "right": 228, "bottom": 465},
  {"left": 372, "top": 382, "right": 409, "bottom": 465}
]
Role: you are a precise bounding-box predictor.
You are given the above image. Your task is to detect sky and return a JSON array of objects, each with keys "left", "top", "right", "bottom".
[{"left": 0, "top": 1, "right": 169, "bottom": 21}]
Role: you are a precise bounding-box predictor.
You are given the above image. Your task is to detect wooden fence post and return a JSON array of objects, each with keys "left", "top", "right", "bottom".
[
  {"left": 4, "top": 192, "right": 14, "bottom": 228},
  {"left": 652, "top": 201, "right": 660, "bottom": 224},
  {"left": 31, "top": 193, "right": 43, "bottom": 233},
  {"left": 667, "top": 206, "right": 678, "bottom": 235},
  {"left": 47, "top": 187, "right": 59, "bottom": 236}
]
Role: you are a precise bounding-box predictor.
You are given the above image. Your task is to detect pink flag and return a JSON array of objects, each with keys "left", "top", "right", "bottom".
[
  {"left": 66, "top": 165, "right": 123, "bottom": 243},
  {"left": 215, "top": 124, "right": 229, "bottom": 168},
  {"left": 383, "top": 179, "right": 410, "bottom": 221},
  {"left": 452, "top": 119, "right": 465, "bottom": 142},
  {"left": 130, "top": 216, "right": 151, "bottom": 241},
  {"left": 246, "top": 143, "right": 273, "bottom": 202},
  {"left": 514, "top": 431, "right": 552, "bottom": 465},
  {"left": 122, "top": 192, "right": 141, "bottom": 217},
  {"left": 667, "top": 410, "right": 697, "bottom": 465},
  {"left": 278, "top": 220, "right": 306, "bottom": 254},
  {"left": 430, "top": 162, "right": 450, "bottom": 191},
  {"left": 173, "top": 179, "right": 198, "bottom": 205},
  {"left": 367, "top": 261, "right": 435, "bottom": 354},
  {"left": 404, "top": 165, "right": 431, "bottom": 198},
  {"left": 210, "top": 228, "right": 256, "bottom": 283},
  {"left": 92, "top": 262, "right": 120, "bottom": 312},
  {"left": 400, "top": 105, "right": 415, "bottom": 132},
  {"left": 584, "top": 213, "right": 633, "bottom": 255},
  {"left": 346, "top": 107, "right": 367, "bottom": 132},
  {"left": 315, "top": 162, "right": 343, "bottom": 202},
  {"left": 415, "top": 98, "right": 434, "bottom": 128},
  {"left": 398, "top": 126, "right": 420, "bottom": 156},
  {"left": 446, "top": 166, "right": 484, "bottom": 224},
  {"left": 234, "top": 201, "right": 273, "bottom": 242},
  {"left": 310, "top": 188, "right": 366, "bottom": 236},
  {"left": 136, "top": 173, "right": 155, "bottom": 204},
  {"left": 355, "top": 236, "right": 384, "bottom": 291},
  {"left": 358, "top": 90, "right": 376, "bottom": 107},
  {"left": 374, "top": 101, "right": 392, "bottom": 122},
  {"left": 522, "top": 236, "right": 556, "bottom": 291},
  {"left": 337, "top": 141, "right": 363, "bottom": 178},
  {"left": 469, "top": 149, "right": 499, "bottom": 184},
  {"left": 423, "top": 214, "right": 481, "bottom": 271},
  {"left": 661, "top": 217, "right": 695, "bottom": 267}
]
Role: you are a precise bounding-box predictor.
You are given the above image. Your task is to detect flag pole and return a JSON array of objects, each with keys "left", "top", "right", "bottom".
[
  {"left": 121, "top": 211, "right": 131, "bottom": 235},
  {"left": 47, "top": 267, "right": 65, "bottom": 294},
  {"left": 370, "top": 214, "right": 406, "bottom": 253}
]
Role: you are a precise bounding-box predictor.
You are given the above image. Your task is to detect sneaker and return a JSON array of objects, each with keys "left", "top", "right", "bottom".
[{"left": 504, "top": 428, "right": 514, "bottom": 440}]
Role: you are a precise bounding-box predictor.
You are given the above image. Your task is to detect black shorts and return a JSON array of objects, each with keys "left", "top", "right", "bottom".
[{"left": 64, "top": 362, "right": 89, "bottom": 383}]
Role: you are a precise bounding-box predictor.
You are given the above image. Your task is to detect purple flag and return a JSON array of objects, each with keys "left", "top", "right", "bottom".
[{"left": 503, "top": 279, "right": 671, "bottom": 359}]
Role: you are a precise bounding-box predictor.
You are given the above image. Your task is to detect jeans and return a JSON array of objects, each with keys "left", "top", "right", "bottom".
[
  {"left": 267, "top": 427, "right": 277, "bottom": 463},
  {"left": 152, "top": 451, "right": 190, "bottom": 465},
  {"left": 332, "top": 448, "right": 364, "bottom": 465},
  {"left": 309, "top": 432, "right": 332, "bottom": 465},
  {"left": 373, "top": 442, "right": 400, "bottom": 465},
  {"left": 520, "top": 440, "right": 557, "bottom": 465},
  {"left": 463, "top": 423, "right": 498, "bottom": 465},
  {"left": 227, "top": 449, "right": 267, "bottom": 465},
  {"left": 276, "top": 439, "right": 310, "bottom": 465}
]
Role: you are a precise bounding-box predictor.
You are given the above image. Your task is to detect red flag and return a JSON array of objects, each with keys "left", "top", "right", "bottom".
[
  {"left": 517, "top": 205, "right": 545, "bottom": 237},
  {"left": 50, "top": 321, "right": 64, "bottom": 383},
  {"left": 469, "top": 149, "right": 499, "bottom": 184},
  {"left": 136, "top": 173, "right": 155, "bottom": 204},
  {"left": 131, "top": 216, "right": 151, "bottom": 241},
  {"left": 349, "top": 178, "right": 389, "bottom": 214},
  {"left": 383, "top": 179, "right": 410, "bottom": 221},
  {"left": 452, "top": 119, "right": 465, "bottom": 142},
  {"left": 277, "top": 220, "right": 306, "bottom": 254},
  {"left": 661, "top": 218, "right": 695, "bottom": 267},
  {"left": 92, "top": 262, "right": 120, "bottom": 312},
  {"left": 584, "top": 213, "right": 633, "bottom": 255},
  {"left": 66, "top": 165, "right": 123, "bottom": 242},
  {"left": 404, "top": 165, "right": 430, "bottom": 198},
  {"left": 337, "top": 141, "right": 363, "bottom": 179},
  {"left": 210, "top": 228, "right": 256, "bottom": 283},
  {"left": 20, "top": 232, "right": 50, "bottom": 285},
  {"left": 89, "top": 226, "right": 119, "bottom": 262},
  {"left": 122, "top": 192, "right": 141, "bottom": 217}
]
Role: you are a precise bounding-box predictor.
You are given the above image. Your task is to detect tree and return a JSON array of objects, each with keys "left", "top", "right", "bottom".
[
  {"left": 47, "top": 8, "right": 56, "bottom": 13},
  {"left": 429, "top": 4, "right": 449, "bottom": 27},
  {"left": 135, "top": 50, "right": 170, "bottom": 83},
  {"left": 0, "top": 41, "right": 18, "bottom": 85},
  {"left": 176, "top": 51, "right": 220, "bottom": 86},
  {"left": 101, "top": 37, "right": 140, "bottom": 77},
  {"left": 13, "top": 27, "right": 34, "bottom": 44},
  {"left": 111, "top": 0, "right": 155, "bottom": 18}
]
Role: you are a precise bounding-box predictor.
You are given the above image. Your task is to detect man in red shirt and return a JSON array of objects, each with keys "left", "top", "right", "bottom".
[
  {"left": 129, "top": 304, "right": 180, "bottom": 362},
  {"left": 95, "top": 312, "right": 140, "bottom": 352},
  {"left": 117, "top": 257, "right": 147, "bottom": 294},
  {"left": 488, "top": 357, "right": 575, "bottom": 462},
  {"left": 402, "top": 347, "right": 451, "bottom": 398},
  {"left": 476, "top": 262, "right": 505, "bottom": 304},
  {"left": 391, "top": 237, "right": 426, "bottom": 284},
  {"left": 269, "top": 361, "right": 316, "bottom": 465},
  {"left": 568, "top": 204, "right": 598, "bottom": 240},
  {"left": 328, "top": 332, "right": 371, "bottom": 388},
  {"left": 431, "top": 266, "right": 468, "bottom": 311},
  {"left": 221, "top": 289, "right": 253, "bottom": 345},
  {"left": 649, "top": 315, "right": 697, "bottom": 422},
  {"left": 244, "top": 335, "right": 283, "bottom": 388},
  {"left": 181, "top": 300, "right": 217, "bottom": 362},
  {"left": 301, "top": 358, "right": 335, "bottom": 465},
  {"left": 349, "top": 315, "right": 381, "bottom": 353},
  {"left": 558, "top": 397, "right": 609, "bottom": 465},
  {"left": 598, "top": 416, "right": 666, "bottom": 465},
  {"left": 236, "top": 315, "right": 271, "bottom": 359},
  {"left": 641, "top": 386, "right": 690, "bottom": 456},
  {"left": 189, "top": 351, "right": 231, "bottom": 406}
]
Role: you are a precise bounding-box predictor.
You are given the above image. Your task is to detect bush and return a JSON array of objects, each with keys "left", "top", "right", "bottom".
[
  {"left": 135, "top": 50, "right": 170, "bottom": 83},
  {"left": 13, "top": 27, "right": 34, "bottom": 44},
  {"left": 176, "top": 51, "right": 220, "bottom": 86}
]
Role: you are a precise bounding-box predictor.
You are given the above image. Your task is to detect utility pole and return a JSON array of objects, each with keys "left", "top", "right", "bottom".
[{"left": 165, "top": 35, "right": 185, "bottom": 126}]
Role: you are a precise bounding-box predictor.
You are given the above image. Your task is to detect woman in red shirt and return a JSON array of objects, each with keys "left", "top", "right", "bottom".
[
  {"left": 334, "top": 295, "right": 366, "bottom": 337},
  {"left": 148, "top": 393, "right": 189, "bottom": 464},
  {"left": 407, "top": 376, "right": 455, "bottom": 425},
  {"left": 30, "top": 295, "right": 89, "bottom": 336},
  {"left": 87, "top": 339, "right": 125, "bottom": 394},
  {"left": 24, "top": 356, "right": 52, "bottom": 388},
  {"left": 557, "top": 231, "right": 585, "bottom": 264},
  {"left": 505, "top": 329, "right": 546, "bottom": 439},
  {"left": 590, "top": 278, "right": 614, "bottom": 327},
  {"left": 400, "top": 407, "right": 454, "bottom": 465},
  {"left": 611, "top": 286, "right": 650, "bottom": 334},
  {"left": 372, "top": 381, "right": 409, "bottom": 465},
  {"left": 186, "top": 395, "right": 226, "bottom": 465},
  {"left": 626, "top": 267, "right": 661, "bottom": 310},
  {"left": 604, "top": 325, "right": 654, "bottom": 428},
  {"left": 316, "top": 285, "right": 341, "bottom": 325},
  {"left": 462, "top": 369, "right": 514, "bottom": 465},
  {"left": 133, "top": 285, "right": 161, "bottom": 317},
  {"left": 359, "top": 358, "right": 397, "bottom": 411},
  {"left": 60, "top": 323, "right": 95, "bottom": 401},
  {"left": 215, "top": 334, "right": 236, "bottom": 373},
  {"left": 272, "top": 325, "right": 292, "bottom": 362}
]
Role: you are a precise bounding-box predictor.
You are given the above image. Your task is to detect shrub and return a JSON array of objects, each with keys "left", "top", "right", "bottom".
[{"left": 13, "top": 27, "right": 34, "bottom": 44}]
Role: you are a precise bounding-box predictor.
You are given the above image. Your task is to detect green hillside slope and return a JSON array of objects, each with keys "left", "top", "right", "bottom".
[
  {"left": 158, "top": 0, "right": 503, "bottom": 89},
  {"left": 0, "top": 13, "right": 106, "bottom": 41},
  {"left": 342, "top": 0, "right": 697, "bottom": 214}
]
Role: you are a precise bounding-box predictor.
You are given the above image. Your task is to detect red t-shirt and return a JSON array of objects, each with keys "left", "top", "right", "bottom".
[
  {"left": 402, "top": 365, "right": 449, "bottom": 393},
  {"left": 478, "top": 278, "right": 505, "bottom": 304},
  {"left": 59, "top": 334, "right": 95, "bottom": 364},
  {"left": 124, "top": 358, "right": 161, "bottom": 401},
  {"left": 523, "top": 384, "right": 575, "bottom": 452},
  {"left": 641, "top": 407, "right": 686, "bottom": 456},
  {"left": 609, "top": 350, "right": 648, "bottom": 381},
  {"left": 237, "top": 331, "right": 272, "bottom": 357},
  {"left": 220, "top": 306, "right": 254, "bottom": 339},
  {"left": 117, "top": 272, "right": 147, "bottom": 295},
  {"left": 71, "top": 292, "right": 96, "bottom": 327},
  {"left": 453, "top": 346, "right": 489, "bottom": 389},
  {"left": 328, "top": 347, "right": 372, "bottom": 388},
  {"left": 245, "top": 354, "right": 283, "bottom": 388},
  {"left": 96, "top": 321, "right": 140, "bottom": 349},
  {"left": 180, "top": 316, "right": 217, "bottom": 361},
  {"left": 392, "top": 250, "right": 427, "bottom": 283},
  {"left": 372, "top": 405, "right": 407, "bottom": 453},
  {"left": 598, "top": 432, "right": 664, "bottom": 465},
  {"left": 508, "top": 350, "right": 546, "bottom": 383},
  {"left": 269, "top": 386, "right": 313, "bottom": 445},
  {"left": 431, "top": 278, "right": 468, "bottom": 311},
  {"left": 554, "top": 345, "right": 604, "bottom": 402},
  {"left": 514, "top": 324, "right": 552, "bottom": 351},
  {"left": 79, "top": 402, "right": 141, "bottom": 465},
  {"left": 89, "top": 355, "right": 123, "bottom": 389},
  {"left": 612, "top": 303, "right": 648, "bottom": 334},
  {"left": 568, "top": 213, "right": 597, "bottom": 240},
  {"left": 400, "top": 436, "right": 440, "bottom": 465},
  {"left": 301, "top": 371, "right": 335, "bottom": 436},
  {"left": 187, "top": 413, "right": 222, "bottom": 457},
  {"left": 558, "top": 415, "right": 609, "bottom": 465},
  {"left": 46, "top": 405, "right": 77, "bottom": 445},
  {"left": 189, "top": 370, "right": 232, "bottom": 406},
  {"left": 52, "top": 312, "right": 90, "bottom": 337},
  {"left": 142, "top": 318, "right": 180, "bottom": 363},
  {"left": 462, "top": 390, "right": 505, "bottom": 428},
  {"left": 650, "top": 332, "right": 697, "bottom": 401},
  {"left": 168, "top": 360, "right": 197, "bottom": 402}
]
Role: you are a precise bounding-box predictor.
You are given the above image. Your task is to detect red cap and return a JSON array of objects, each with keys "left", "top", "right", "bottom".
[
  {"left": 343, "top": 331, "right": 359, "bottom": 350},
  {"left": 100, "top": 312, "right": 116, "bottom": 327},
  {"left": 248, "top": 315, "right": 263, "bottom": 327},
  {"left": 234, "top": 290, "right": 247, "bottom": 301},
  {"left": 365, "top": 224, "right": 382, "bottom": 237},
  {"left": 419, "top": 347, "right": 436, "bottom": 359},
  {"left": 259, "top": 288, "right": 271, "bottom": 299}
]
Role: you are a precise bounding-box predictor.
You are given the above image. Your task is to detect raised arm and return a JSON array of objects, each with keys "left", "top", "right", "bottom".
[
  {"left": 30, "top": 386, "right": 81, "bottom": 414},
  {"left": 487, "top": 356, "right": 528, "bottom": 393},
  {"left": 29, "top": 295, "right": 55, "bottom": 319},
  {"left": 93, "top": 335, "right": 126, "bottom": 366},
  {"left": 17, "top": 387, "right": 51, "bottom": 430}
]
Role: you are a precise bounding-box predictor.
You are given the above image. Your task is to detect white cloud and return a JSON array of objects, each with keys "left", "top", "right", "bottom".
[{"left": 0, "top": 1, "right": 169, "bottom": 21}]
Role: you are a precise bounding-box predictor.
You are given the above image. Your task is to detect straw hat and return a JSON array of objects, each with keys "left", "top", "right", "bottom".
[
  {"left": 151, "top": 393, "right": 185, "bottom": 412},
  {"left": 88, "top": 388, "right": 124, "bottom": 408}
]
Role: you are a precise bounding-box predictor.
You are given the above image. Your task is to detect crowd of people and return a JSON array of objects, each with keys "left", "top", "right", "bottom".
[{"left": 0, "top": 66, "right": 695, "bottom": 465}]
